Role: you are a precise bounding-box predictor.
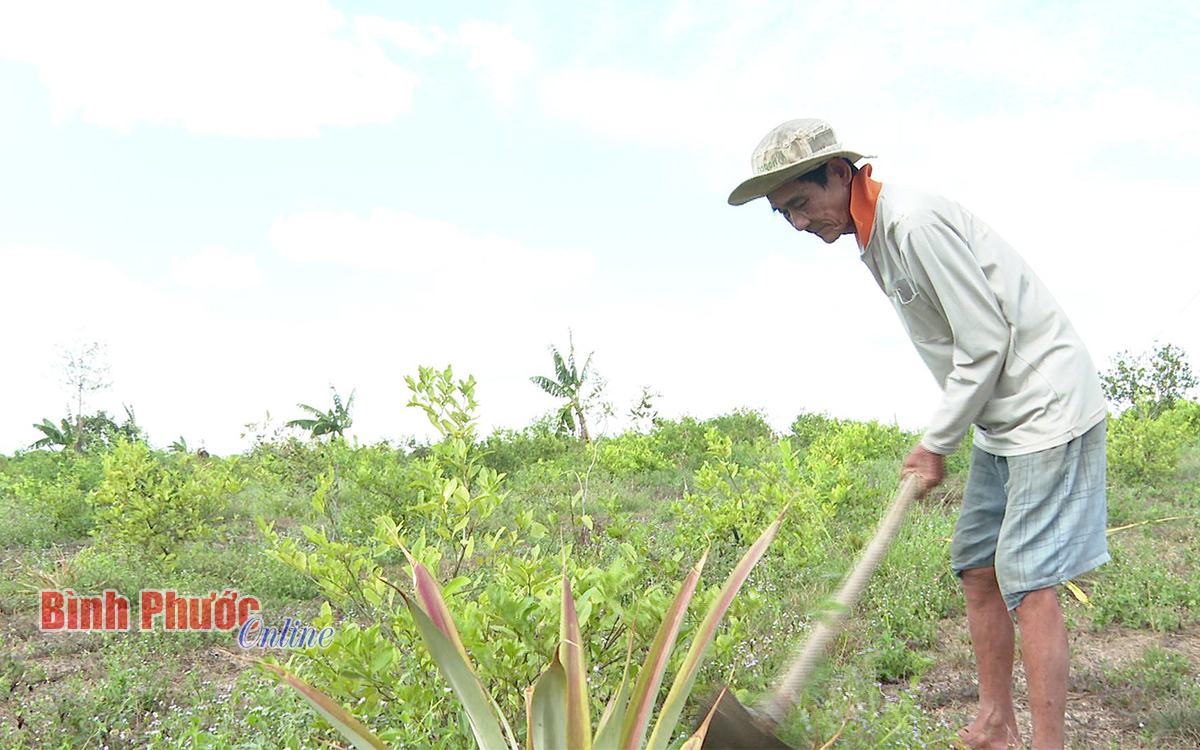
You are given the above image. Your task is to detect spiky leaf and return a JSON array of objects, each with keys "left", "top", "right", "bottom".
[
  {"left": 401, "top": 593, "right": 510, "bottom": 750},
  {"left": 560, "top": 571, "right": 591, "bottom": 750},
  {"left": 527, "top": 648, "right": 569, "bottom": 750},
  {"left": 618, "top": 552, "right": 707, "bottom": 750},
  {"left": 593, "top": 627, "right": 636, "bottom": 750},
  {"left": 261, "top": 662, "right": 389, "bottom": 750},
  {"left": 646, "top": 507, "right": 787, "bottom": 750}
]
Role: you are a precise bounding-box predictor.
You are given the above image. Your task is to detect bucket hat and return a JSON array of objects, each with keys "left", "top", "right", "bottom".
[{"left": 728, "top": 119, "right": 872, "bottom": 206}]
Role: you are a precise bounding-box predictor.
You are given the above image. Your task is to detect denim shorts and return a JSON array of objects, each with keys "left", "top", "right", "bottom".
[{"left": 951, "top": 420, "right": 1110, "bottom": 611}]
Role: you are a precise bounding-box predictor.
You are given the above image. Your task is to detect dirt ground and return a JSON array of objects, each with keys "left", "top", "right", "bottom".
[{"left": 911, "top": 617, "right": 1200, "bottom": 749}]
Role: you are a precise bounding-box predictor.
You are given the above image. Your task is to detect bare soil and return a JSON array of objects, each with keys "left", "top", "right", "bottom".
[{"left": 909, "top": 617, "right": 1200, "bottom": 749}]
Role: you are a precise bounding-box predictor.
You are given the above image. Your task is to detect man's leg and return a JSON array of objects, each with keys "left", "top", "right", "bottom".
[
  {"left": 1014, "top": 587, "right": 1067, "bottom": 749},
  {"left": 996, "top": 421, "right": 1108, "bottom": 749},
  {"left": 958, "top": 566, "right": 1021, "bottom": 749}
]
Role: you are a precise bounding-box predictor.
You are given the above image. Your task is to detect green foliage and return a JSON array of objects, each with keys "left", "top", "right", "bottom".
[
  {"left": 92, "top": 439, "right": 239, "bottom": 565},
  {"left": 404, "top": 365, "right": 511, "bottom": 574},
  {"left": 259, "top": 366, "right": 545, "bottom": 746},
  {"left": 481, "top": 416, "right": 575, "bottom": 477},
  {"left": 1087, "top": 532, "right": 1200, "bottom": 632},
  {"left": 0, "top": 634, "right": 342, "bottom": 750},
  {"left": 673, "top": 429, "right": 828, "bottom": 569},
  {"left": 1145, "top": 699, "right": 1200, "bottom": 746},
  {"left": 4, "top": 360, "right": 1199, "bottom": 749},
  {"left": 1097, "top": 646, "right": 1200, "bottom": 744},
  {"left": 800, "top": 418, "right": 913, "bottom": 525},
  {"left": 0, "top": 450, "right": 104, "bottom": 547},
  {"left": 30, "top": 408, "right": 141, "bottom": 453},
  {"left": 1105, "top": 647, "right": 1196, "bottom": 706},
  {"left": 0, "top": 472, "right": 93, "bottom": 545},
  {"left": 0, "top": 446, "right": 104, "bottom": 547},
  {"left": 789, "top": 411, "right": 846, "bottom": 451},
  {"left": 272, "top": 511, "right": 786, "bottom": 750},
  {"left": 258, "top": 365, "right": 795, "bottom": 748},
  {"left": 600, "top": 411, "right": 776, "bottom": 480},
  {"left": 287, "top": 386, "right": 356, "bottom": 439},
  {"left": 1101, "top": 342, "right": 1197, "bottom": 417},
  {"left": 1108, "top": 400, "right": 1200, "bottom": 483},
  {"left": 641, "top": 416, "right": 710, "bottom": 473},
  {"left": 859, "top": 510, "right": 959, "bottom": 681},
  {"left": 706, "top": 408, "right": 775, "bottom": 445},
  {"left": 598, "top": 431, "right": 673, "bottom": 477}
]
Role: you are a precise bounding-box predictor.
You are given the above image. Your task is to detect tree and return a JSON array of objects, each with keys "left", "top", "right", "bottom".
[
  {"left": 530, "top": 332, "right": 598, "bottom": 442},
  {"left": 286, "top": 386, "right": 356, "bottom": 439},
  {"left": 55, "top": 340, "right": 113, "bottom": 452},
  {"left": 1100, "top": 342, "right": 1197, "bottom": 418}
]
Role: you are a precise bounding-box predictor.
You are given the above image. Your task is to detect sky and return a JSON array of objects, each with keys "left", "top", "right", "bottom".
[{"left": 2, "top": 0, "right": 1198, "bottom": 456}]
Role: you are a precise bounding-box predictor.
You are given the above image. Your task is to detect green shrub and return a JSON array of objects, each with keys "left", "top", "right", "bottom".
[
  {"left": 92, "top": 440, "right": 239, "bottom": 565},
  {"left": 801, "top": 419, "right": 914, "bottom": 525},
  {"left": 1108, "top": 401, "right": 1200, "bottom": 483},
  {"left": 481, "top": 415, "right": 575, "bottom": 477},
  {"left": 598, "top": 432, "right": 672, "bottom": 477},
  {"left": 789, "top": 411, "right": 846, "bottom": 451},
  {"left": 1101, "top": 342, "right": 1197, "bottom": 418},
  {"left": 0, "top": 451, "right": 103, "bottom": 547},
  {"left": 241, "top": 435, "right": 331, "bottom": 492},
  {"left": 706, "top": 408, "right": 775, "bottom": 444},
  {"left": 672, "top": 429, "right": 832, "bottom": 578},
  {"left": 641, "top": 416, "right": 711, "bottom": 473}
]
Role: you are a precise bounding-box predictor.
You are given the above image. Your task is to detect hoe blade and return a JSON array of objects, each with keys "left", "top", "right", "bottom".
[{"left": 698, "top": 689, "right": 795, "bottom": 750}]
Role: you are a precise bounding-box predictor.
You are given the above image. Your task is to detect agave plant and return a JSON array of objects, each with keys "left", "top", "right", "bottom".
[{"left": 268, "top": 508, "right": 787, "bottom": 750}]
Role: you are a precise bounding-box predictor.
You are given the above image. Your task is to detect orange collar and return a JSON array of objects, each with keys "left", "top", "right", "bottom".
[{"left": 850, "top": 163, "right": 882, "bottom": 249}]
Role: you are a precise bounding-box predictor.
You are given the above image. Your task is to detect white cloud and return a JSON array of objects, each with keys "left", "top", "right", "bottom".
[
  {"left": 0, "top": 0, "right": 420, "bottom": 137},
  {"left": 269, "top": 208, "right": 593, "bottom": 297},
  {"left": 357, "top": 16, "right": 447, "bottom": 56},
  {"left": 544, "top": 67, "right": 703, "bottom": 143},
  {"left": 171, "top": 247, "right": 263, "bottom": 291},
  {"left": 457, "top": 21, "right": 533, "bottom": 101},
  {"left": 662, "top": 1, "right": 699, "bottom": 38},
  {"left": 538, "top": 1, "right": 1188, "bottom": 176}
]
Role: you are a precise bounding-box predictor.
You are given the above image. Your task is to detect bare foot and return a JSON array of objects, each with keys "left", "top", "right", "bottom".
[{"left": 955, "top": 713, "right": 1021, "bottom": 749}]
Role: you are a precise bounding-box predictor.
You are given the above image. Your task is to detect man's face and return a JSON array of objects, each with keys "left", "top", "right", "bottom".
[{"left": 765, "top": 164, "right": 854, "bottom": 244}]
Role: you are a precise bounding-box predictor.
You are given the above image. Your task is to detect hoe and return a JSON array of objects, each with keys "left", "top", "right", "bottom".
[{"left": 700, "top": 473, "right": 923, "bottom": 749}]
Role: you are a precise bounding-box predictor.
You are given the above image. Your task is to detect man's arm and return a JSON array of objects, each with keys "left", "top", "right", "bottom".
[{"left": 902, "top": 222, "right": 1010, "bottom": 465}]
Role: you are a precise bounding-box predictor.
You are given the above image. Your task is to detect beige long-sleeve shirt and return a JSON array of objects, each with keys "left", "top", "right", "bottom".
[{"left": 851, "top": 169, "right": 1107, "bottom": 456}]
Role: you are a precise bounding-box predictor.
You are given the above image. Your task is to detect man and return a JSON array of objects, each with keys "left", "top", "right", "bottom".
[{"left": 729, "top": 119, "right": 1109, "bottom": 750}]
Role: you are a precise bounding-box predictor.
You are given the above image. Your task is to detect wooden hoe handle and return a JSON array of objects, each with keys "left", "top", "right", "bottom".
[{"left": 758, "top": 473, "right": 924, "bottom": 728}]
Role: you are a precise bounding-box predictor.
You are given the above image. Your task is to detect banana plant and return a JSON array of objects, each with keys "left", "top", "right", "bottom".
[
  {"left": 269, "top": 508, "right": 787, "bottom": 749},
  {"left": 286, "top": 386, "right": 355, "bottom": 439},
  {"left": 530, "top": 332, "right": 595, "bottom": 442}
]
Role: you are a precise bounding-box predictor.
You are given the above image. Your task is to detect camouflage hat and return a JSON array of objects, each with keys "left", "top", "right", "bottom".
[{"left": 728, "top": 119, "right": 872, "bottom": 206}]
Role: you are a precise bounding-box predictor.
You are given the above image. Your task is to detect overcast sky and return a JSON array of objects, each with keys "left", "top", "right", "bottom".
[{"left": 2, "top": 0, "right": 1198, "bottom": 455}]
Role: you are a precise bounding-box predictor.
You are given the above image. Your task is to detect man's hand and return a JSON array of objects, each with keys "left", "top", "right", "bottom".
[{"left": 902, "top": 444, "right": 944, "bottom": 495}]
